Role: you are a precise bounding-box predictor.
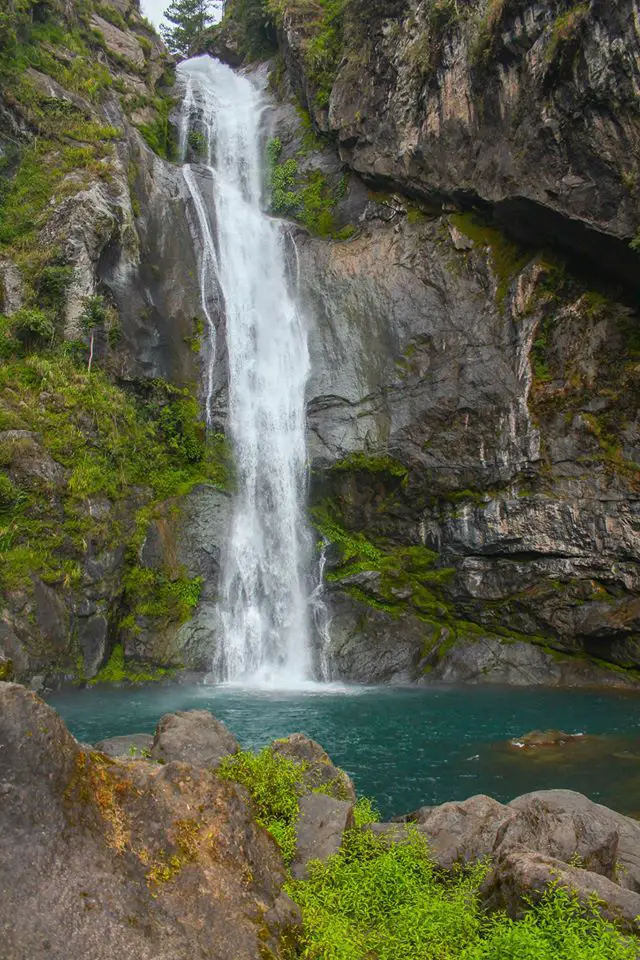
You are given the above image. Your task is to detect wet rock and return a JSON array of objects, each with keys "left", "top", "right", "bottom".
[
  {"left": 510, "top": 729, "right": 587, "bottom": 749},
  {"left": 291, "top": 792, "right": 354, "bottom": 879},
  {"left": 480, "top": 849, "right": 640, "bottom": 934},
  {"left": 150, "top": 709, "right": 240, "bottom": 768},
  {"left": 0, "top": 683, "right": 289, "bottom": 960},
  {"left": 94, "top": 733, "right": 154, "bottom": 758},
  {"left": 270, "top": 733, "right": 356, "bottom": 801}
]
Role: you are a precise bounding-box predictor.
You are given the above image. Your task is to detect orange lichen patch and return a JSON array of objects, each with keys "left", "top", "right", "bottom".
[
  {"left": 145, "top": 818, "right": 202, "bottom": 890},
  {"left": 64, "top": 751, "right": 134, "bottom": 853}
]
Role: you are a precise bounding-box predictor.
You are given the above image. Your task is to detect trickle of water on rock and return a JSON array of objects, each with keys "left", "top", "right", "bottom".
[{"left": 177, "top": 55, "right": 317, "bottom": 686}]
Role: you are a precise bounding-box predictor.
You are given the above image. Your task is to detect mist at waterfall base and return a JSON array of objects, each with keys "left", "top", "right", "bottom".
[
  {"left": 177, "top": 55, "right": 319, "bottom": 687},
  {"left": 49, "top": 684, "right": 640, "bottom": 819}
]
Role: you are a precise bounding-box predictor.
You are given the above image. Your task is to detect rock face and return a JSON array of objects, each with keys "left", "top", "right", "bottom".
[
  {"left": 200, "top": 0, "right": 640, "bottom": 688},
  {"left": 289, "top": 0, "right": 640, "bottom": 289},
  {"left": 150, "top": 709, "right": 240, "bottom": 768},
  {"left": 0, "top": 682, "right": 292, "bottom": 960}
]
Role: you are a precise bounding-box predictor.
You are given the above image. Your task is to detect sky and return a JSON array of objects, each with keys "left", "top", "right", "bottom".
[{"left": 141, "top": 0, "right": 166, "bottom": 29}]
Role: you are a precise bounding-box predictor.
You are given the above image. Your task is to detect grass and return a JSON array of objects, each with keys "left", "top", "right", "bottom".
[
  {"left": 287, "top": 826, "right": 638, "bottom": 959},
  {"left": 218, "top": 746, "right": 306, "bottom": 863},
  {"left": 0, "top": 350, "right": 230, "bottom": 599},
  {"left": 217, "top": 744, "right": 637, "bottom": 959}
]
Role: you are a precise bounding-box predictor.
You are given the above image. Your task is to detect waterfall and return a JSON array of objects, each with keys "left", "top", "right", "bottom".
[{"left": 177, "top": 55, "right": 313, "bottom": 685}]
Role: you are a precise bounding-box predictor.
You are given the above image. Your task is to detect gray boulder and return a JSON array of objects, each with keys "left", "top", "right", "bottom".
[
  {"left": 150, "top": 709, "right": 239, "bottom": 768},
  {"left": 396, "top": 789, "right": 640, "bottom": 887},
  {"left": 480, "top": 848, "right": 640, "bottom": 935},
  {"left": 94, "top": 733, "right": 154, "bottom": 758},
  {"left": 270, "top": 733, "right": 356, "bottom": 801},
  {"left": 0, "top": 683, "right": 291, "bottom": 960},
  {"left": 291, "top": 792, "right": 354, "bottom": 880}
]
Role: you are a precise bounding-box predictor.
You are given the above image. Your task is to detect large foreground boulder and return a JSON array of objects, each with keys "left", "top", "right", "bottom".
[
  {"left": 150, "top": 708, "right": 240, "bottom": 768},
  {"left": 0, "top": 683, "right": 292, "bottom": 960}
]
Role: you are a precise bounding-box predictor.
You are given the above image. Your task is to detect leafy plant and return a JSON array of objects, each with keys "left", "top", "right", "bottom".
[{"left": 218, "top": 747, "right": 306, "bottom": 863}]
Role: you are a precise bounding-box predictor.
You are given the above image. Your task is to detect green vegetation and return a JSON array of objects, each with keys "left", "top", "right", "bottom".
[
  {"left": 331, "top": 452, "right": 408, "bottom": 481},
  {"left": 218, "top": 744, "right": 637, "bottom": 959},
  {"left": 265, "top": 0, "right": 345, "bottom": 106},
  {"left": 312, "top": 501, "right": 454, "bottom": 622},
  {"left": 546, "top": 3, "right": 589, "bottom": 63},
  {"left": 0, "top": 351, "right": 230, "bottom": 598},
  {"left": 138, "top": 95, "right": 177, "bottom": 160},
  {"left": 89, "top": 643, "right": 173, "bottom": 685},
  {"left": 266, "top": 137, "right": 351, "bottom": 237},
  {"left": 218, "top": 747, "right": 305, "bottom": 863},
  {"left": 449, "top": 212, "right": 531, "bottom": 306},
  {"left": 288, "top": 827, "right": 637, "bottom": 959}
]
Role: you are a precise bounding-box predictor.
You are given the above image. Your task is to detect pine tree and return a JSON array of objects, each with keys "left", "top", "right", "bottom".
[{"left": 160, "top": 0, "right": 221, "bottom": 59}]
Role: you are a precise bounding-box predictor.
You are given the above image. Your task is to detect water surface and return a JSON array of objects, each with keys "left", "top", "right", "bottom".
[{"left": 48, "top": 684, "right": 640, "bottom": 819}]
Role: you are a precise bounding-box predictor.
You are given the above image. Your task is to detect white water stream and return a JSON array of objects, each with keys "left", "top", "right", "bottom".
[{"left": 177, "top": 56, "right": 314, "bottom": 685}]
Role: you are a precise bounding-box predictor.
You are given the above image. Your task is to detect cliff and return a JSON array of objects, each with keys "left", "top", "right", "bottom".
[
  {"left": 0, "top": 0, "right": 229, "bottom": 685},
  {"left": 205, "top": 0, "right": 640, "bottom": 685}
]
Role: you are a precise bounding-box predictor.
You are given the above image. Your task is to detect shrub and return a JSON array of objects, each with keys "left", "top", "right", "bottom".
[
  {"left": 13, "top": 307, "right": 55, "bottom": 344},
  {"left": 287, "top": 828, "right": 638, "bottom": 960},
  {"left": 218, "top": 747, "right": 306, "bottom": 863}
]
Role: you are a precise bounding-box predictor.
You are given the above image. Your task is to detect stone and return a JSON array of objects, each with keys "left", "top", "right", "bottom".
[
  {"left": 0, "top": 257, "right": 23, "bottom": 315},
  {"left": 78, "top": 614, "right": 109, "bottom": 678},
  {"left": 0, "top": 430, "right": 66, "bottom": 489},
  {"left": 508, "top": 790, "right": 640, "bottom": 893},
  {"left": 291, "top": 792, "right": 354, "bottom": 880},
  {"left": 270, "top": 733, "right": 356, "bottom": 801},
  {"left": 0, "top": 683, "right": 290, "bottom": 960},
  {"left": 480, "top": 848, "right": 640, "bottom": 935},
  {"left": 150, "top": 709, "right": 240, "bottom": 768},
  {"left": 510, "top": 729, "right": 588, "bottom": 748},
  {"left": 394, "top": 789, "right": 640, "bottom": 886},
  {"left": 94, "top": 733, "right": 154, "bottom": 758}
]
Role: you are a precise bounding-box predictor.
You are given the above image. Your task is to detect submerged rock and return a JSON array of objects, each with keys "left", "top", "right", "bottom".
[
  {"left": 0, "top": 683, "right": 291, "bottom": 960},
  {"left": 510, "top": 729, "right": 587, "bottom": 749},
  {"left": 150, "top": 708, "right": 240, "bottom": 768}
]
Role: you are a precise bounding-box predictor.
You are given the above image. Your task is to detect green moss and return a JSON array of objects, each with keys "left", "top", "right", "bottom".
[
  {"left": 546, "top": 3, "right": 589, "bottom": 63},
  {"left": 313, "top": 501, "right": 454, "bottom": 621},
  {"left": 88, "top": 643, "right": 172, "bottom": 686},
  {"left": 450, "top": 212, "right": 530, "bottom": 306},
  {"left": 331, "top": 452, "right": 409, "bottom": 481},
  {"left": 137, "top": 96, "right": 177, "bottom": 160},
  {"left": 122, "top": 566, "right": 203, "bottom": 626}
]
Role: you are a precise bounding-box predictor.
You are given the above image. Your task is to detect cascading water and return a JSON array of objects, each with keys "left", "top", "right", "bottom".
[{"left": 177, "top": 55, "right": 314, "bottom": 685}]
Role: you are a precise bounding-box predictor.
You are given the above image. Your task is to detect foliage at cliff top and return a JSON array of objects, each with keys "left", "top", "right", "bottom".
[
  {"left": 161, "top": 0, "right": 221, "bottom": 58},
  {"left": 219, "top": 744, "right": 638, "bottom": 960}
]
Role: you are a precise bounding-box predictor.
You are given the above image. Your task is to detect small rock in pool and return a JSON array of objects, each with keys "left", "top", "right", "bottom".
[{"left": 510, "top": 729, "right": 585, "bottom": 749}]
